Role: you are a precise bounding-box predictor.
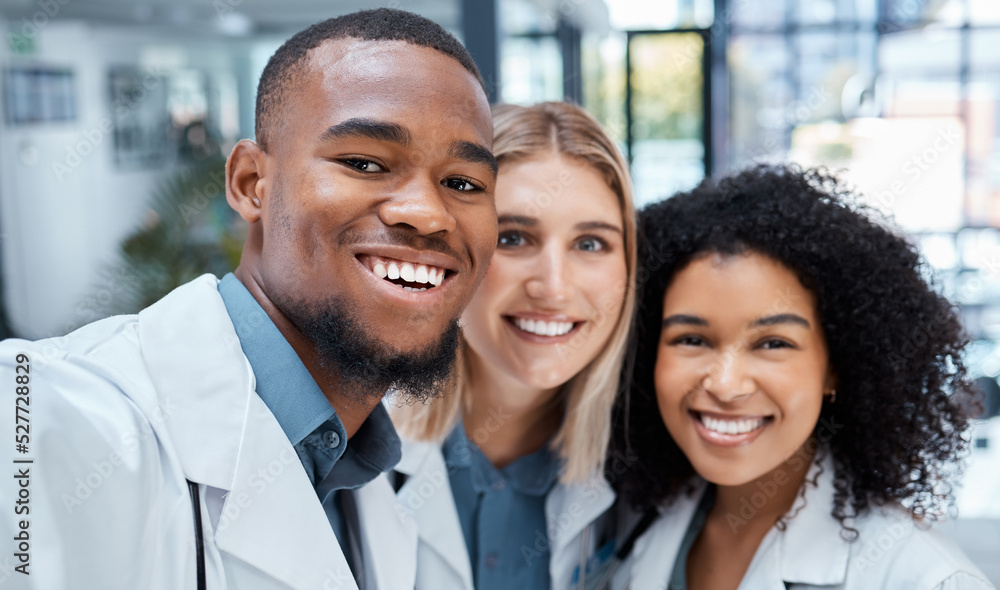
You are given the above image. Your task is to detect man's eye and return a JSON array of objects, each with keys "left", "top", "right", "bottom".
[
  {"left": 443, "top": 178, "right": 482, "bottom": 192},
  {"left": 498, "top": 231, "right": 526, "bottom": 248},
  {"left": 342, "top": 158, "right": 384, "bottom": 173}
]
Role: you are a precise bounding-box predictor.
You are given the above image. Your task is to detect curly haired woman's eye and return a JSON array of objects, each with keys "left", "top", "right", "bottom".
[{"left": 759, "top": 338, "right": 794, "bottom": 350}]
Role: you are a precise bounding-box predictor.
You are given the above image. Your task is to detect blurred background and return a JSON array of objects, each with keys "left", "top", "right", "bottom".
[{"left": 0, "top": 0, "right": 997, "bottom": 578}]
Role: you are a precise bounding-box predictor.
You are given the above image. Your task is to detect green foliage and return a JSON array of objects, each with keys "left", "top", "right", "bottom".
[{"left": 100, "top": 157, "right": 245, "bottom": 315}]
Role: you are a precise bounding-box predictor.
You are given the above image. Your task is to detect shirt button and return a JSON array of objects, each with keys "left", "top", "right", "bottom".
[
  {"left": 322, "top": 431, "right": 341, "bottom": 449},
  {"left": 491, "top": 479, "right": 505, "bottom": 491},
  {"left": 484, "top": 553, "right": 499, "bottom": 568}
]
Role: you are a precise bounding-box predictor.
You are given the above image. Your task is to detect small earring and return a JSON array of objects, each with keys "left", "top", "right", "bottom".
[{"left": 826, "top": 389, "right": 837, "bottom": 403}]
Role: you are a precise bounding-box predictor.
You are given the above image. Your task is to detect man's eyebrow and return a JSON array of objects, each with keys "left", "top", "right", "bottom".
[
  {"left": 750, "top": 313, "right": 811, "bottom": 329},
  {"left": 320, "top": 118, "right": 411, "bottom": 145},
  {"left": 451, "top": 141, "right": 499, "bottom": 177},
  {"left": 663, "top": 314, "right": 708, "bottom": 328},
  {"left": 498, "top": 214, "right": 536, "bottom": 226}
]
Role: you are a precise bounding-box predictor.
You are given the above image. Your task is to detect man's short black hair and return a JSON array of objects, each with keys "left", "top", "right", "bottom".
[{"left": 254, "top": 8, "right": 484, "bottom": 150}]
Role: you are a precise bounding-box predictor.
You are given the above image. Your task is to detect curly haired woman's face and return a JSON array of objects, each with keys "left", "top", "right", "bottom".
[{"left": 654, "top": 251, "right": 835, "bottom": 487}]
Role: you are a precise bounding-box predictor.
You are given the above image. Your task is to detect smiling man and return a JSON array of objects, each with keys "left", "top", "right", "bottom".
[{"left": 0, "top": 9, "right": 497, "bottom": 590}]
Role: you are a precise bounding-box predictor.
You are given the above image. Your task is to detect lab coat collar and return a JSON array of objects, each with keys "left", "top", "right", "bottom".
[
  {"left": 622, "top": 482, "right": 707, "bottom": 589},
  {"left": 137, "top": 275, "right": 361, "bottom": 590},
  {"left": 395, "top": 438, "right": 476, "bottom": 590},
  {"left": 546, "top": 470, "right": 616, "bottom": 590},
  {"left": 546, "top": 470, "right": 615, "bottom": 555},
  {"left": 770, "top": 451, "right": 850, "bottom": 586},
  {"left": 137, "top": 274, "right": 246, "bottom": 490}
]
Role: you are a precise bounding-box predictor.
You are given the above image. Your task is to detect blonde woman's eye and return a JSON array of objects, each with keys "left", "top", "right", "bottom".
[
  {"left": 498, "top": 230, "right": 526, "bottom": 248},
  {"left": 577, "top": 237, "right": 607, "bottom": 252}
]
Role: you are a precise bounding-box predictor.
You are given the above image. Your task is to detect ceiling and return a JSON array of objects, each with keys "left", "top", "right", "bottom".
[{"left": 0, "top": 0, "right": 463, "bottom": 37}]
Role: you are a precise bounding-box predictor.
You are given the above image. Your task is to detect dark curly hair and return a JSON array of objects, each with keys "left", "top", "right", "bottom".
[
  {"left": 609, "top": 164, "right": 976, "bottom": 530},
  {"left": 255, "top": 8, "right": 484, "bottom": 150}
]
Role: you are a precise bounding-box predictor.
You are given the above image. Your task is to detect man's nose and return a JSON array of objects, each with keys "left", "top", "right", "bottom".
[
  {"left": 702, "top": 347, "right": 756, "bottom": 402},
  {"left": 378, "top": 176, "right": 457, "bottom": 235},
  {"left": 524, "top": 243, "right": 572, "bottom": 304}
]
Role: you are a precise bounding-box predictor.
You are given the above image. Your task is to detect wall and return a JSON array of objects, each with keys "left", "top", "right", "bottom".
[{"left": 0, "top": 20, "right": 262, "bottom": 339}]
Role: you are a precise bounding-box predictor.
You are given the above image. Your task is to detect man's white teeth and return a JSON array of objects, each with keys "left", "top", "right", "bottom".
[
  {"left": 514, "top": 318, "right": 574, "bottom": 337},
  {"left": 400, "top": 263, "right": 416, "bottom": 283},
  {"left": 372, "top": 259, "right": 445, "bottom": 288},
  {"left": 403, "top": 286, "right": 427, "bottom": 292},
  {"left": 700, "top": 414, "right": 765, "bottom": 435}
]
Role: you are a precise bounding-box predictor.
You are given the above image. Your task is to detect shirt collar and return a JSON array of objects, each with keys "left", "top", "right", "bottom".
[
  {"left": 217, "top": 273, "right": 335, "bottom": 446},
  {"left": 443, "top": 421, "right": 560, "bottom": 496}
]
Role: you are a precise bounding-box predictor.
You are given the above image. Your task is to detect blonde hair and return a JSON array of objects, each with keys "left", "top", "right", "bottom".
[{"left": 393, "top": 101, "right": 637, "bottom": 484}]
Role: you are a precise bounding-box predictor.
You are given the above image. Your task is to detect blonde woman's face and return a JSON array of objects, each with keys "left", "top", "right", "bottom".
[{"left": 460, "top": 152, "right": 628, "bottom": 391}]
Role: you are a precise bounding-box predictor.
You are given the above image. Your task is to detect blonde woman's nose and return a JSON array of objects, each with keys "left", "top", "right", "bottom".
[{"left": 524, "top": 244, "right": 572, "bottom": 304}]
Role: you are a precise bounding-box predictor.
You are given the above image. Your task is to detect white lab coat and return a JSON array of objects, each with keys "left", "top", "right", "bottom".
[
  {"left": 0, "top": 274, "right": 416, "bottom": 590},
  {"left": 393, "top": 438, "right": 615, "bottom": 590},
  {"left": 612, "top": 454, "right": 994, "bottom": 590}
]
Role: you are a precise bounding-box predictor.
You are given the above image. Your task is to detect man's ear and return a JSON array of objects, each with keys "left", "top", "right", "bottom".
[{"left": 226, "top": 139, "right": 269, "bottom": 223}]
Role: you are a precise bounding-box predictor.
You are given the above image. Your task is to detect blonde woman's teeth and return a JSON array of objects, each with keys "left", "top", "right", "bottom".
[{"left": 514, "top": 318, "right": 574, "bottom": 336}]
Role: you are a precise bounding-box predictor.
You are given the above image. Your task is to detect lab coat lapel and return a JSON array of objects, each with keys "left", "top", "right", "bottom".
[
  {"left": 140, "top": 275, "right": 358, "bottom": 590},
  {"left": 773, "top": 454, "right": 849, "bottom": 586},
  {"left": 396, "top": 439, "right": 475, "bottom": 590},
  {"left": 546, "top": 472, "right": 615, "bottom": 589},
  {"left": 214, "top": 390, "right": 357, "bottom": 590},
  {"left": 624, "top": 482, "right": 705, "bottom": 589},
  {"left": 137, "top": 274, "right": 247, "bottom": 490},
  {"left": 354, "top": 475, "right": 418, "bottom": 589},
  {"left": 738, "top": 453, "right": 848, "bottom": 589},
  {"left": 547, "top": 472, "right": 615, "bottom": 552}
]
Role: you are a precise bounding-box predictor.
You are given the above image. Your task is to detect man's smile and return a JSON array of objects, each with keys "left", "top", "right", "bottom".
[{"left": 358, "top": 254, "right": 449, "bottom": 291}]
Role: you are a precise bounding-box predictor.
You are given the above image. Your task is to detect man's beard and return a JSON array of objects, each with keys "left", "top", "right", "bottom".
[{"left": 279, "top": 295, "right": 459, "bottom": 404}]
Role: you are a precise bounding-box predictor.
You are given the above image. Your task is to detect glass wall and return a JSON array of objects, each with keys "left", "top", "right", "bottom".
[{"left": 496, "top": 1, "right": 1000, "bottom": 570}]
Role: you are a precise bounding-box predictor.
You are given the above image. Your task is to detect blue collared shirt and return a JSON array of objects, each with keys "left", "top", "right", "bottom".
[
  {"left": 218, "top": 273, "right": 401, "bottom": 573},
  {"left": 443, "top": 421, "right": 561, "bottom": 590}
]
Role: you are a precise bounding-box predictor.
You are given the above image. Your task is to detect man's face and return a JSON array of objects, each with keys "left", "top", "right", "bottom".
[{"left": 257, "top": 39, "right": 497, "bottom": 367}]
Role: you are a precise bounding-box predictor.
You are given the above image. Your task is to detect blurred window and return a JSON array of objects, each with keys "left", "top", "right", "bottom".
[{"left": 628, "top": 32, "right": 706, "bottom": 205}]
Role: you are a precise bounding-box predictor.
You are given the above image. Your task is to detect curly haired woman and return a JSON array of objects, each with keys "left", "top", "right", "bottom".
[{"left": 607, "top": 165, "right": 993, "bottom": 589}]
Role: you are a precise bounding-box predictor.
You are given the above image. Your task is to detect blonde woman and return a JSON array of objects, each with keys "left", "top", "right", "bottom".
[{"left": 392, "top": 101, "right": 637, "bottom": 590}]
